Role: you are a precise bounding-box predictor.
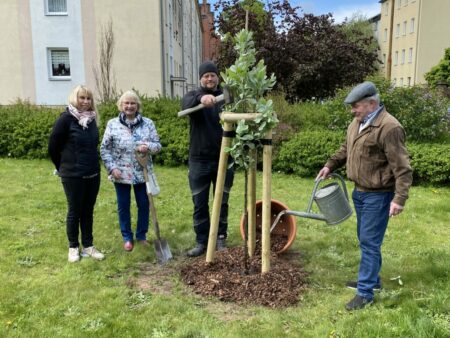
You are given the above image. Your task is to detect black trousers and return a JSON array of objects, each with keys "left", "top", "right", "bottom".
[
  {"left": 188, "top": 160, "right": 234, "bottom": 245},
  {"left": 61, "top": 175, "right": 100, "bottom": 248}
]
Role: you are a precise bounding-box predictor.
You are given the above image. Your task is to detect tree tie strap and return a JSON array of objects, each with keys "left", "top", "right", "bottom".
[{"left": 223, "top": 130, "right": 236, "bottom": 138}]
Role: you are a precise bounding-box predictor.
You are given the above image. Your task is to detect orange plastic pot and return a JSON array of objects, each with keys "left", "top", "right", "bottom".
[{"left": 240, "top": 199, "right": 297, "bottom": 254}]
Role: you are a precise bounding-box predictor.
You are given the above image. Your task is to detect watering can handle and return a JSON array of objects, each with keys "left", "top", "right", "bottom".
[{"left": 306, "top": 173, "right": 349, "bottom": 213}]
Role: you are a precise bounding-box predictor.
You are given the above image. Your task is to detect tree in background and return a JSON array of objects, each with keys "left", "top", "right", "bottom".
[
  {"left": 339, "top": 13, "right": 380, "bottom": 68},
  {"left": 425, "top": 47, "right": 450, "bottom": 89},
  {"left": 214, "top": 0, "right": 378, "bottom": 101},
  {"left": 93, "top": 18, "right": 118, "bottom": 103}
]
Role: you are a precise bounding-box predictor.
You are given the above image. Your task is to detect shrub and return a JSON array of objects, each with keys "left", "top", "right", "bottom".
[
  {"left": 324, "top": 76, "right": 450, "bottom": 142},
  {"left": 0, "top": 97, "right": 189, "bottom": 165},
  {"left": 408, "top": 143, "right": 450, "bottom": 185},
  {"left": 274, "top": 130, "right": 450, "bottom": 186},
  {"left": 0, "top": 101, "right": 60, "bottom": 158},
  {"left": 274, "top": 130, "right": 346, "bottom": 177}
]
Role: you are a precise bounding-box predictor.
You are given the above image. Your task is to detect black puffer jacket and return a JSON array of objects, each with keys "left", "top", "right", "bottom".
[
  {"left": 48, "top": 109, "right": 100, "bottom": 178},
  {"left": 181, "top": 86, "right": 223, "bottom": 161}
]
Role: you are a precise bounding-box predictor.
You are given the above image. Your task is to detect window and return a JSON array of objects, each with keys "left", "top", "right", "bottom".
[
  {"left": 46, "top": 0, "right": 67, "bottom": 15},
  {"left": 384, "top": 28, "right": 388, "bottom": 42},
  {"left": 410, "top": 18, "right": 415, "bottom": 33},
  {"left": 382, "top": 54, "right": 386, "bottom": 67},
  {"left": 397, "top": 0, "right": 402, "bottom": 9},
  {"left": 384, "top": 3, "right": 389, "bottom": 16},
  {"left": 393, "top": 78, "right": 397, "bottom": 86},
  {"left": 394, "top": 51, "right": 398, "bottom": 65},
  {"left": 396, "top": 24, "right": 400, "bottom": 37},
  {"left": 407, "top": 77, "right": 411, "bottom": 86},
  {"left": 400, "top": 78, "right": 404, "bottom": 86},
  {"left": 408, "top": 48, "right": 413, "bottom": 63},
  {"left": 403, "top": 21, "right": 407, "bottom": 35},
  {"left": 401, "top": 49, "right": 405, "bottom": 64},
  {"left": 48, "top": 48, "right": 70, "bottom": 79}
]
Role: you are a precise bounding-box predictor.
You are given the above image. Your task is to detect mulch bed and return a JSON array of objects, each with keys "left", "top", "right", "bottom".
[{"left": 180, "top": 246, "right": 308, "bottom": 308}]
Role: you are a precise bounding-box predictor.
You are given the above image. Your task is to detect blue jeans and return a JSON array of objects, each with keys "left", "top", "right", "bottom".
[
  {"left": 188, "top": 160, "right": 234, "bottom": 245},
  {"left": 352, "top": 189, "right": 394, "bottom": 300},
  {"left": 114, "top": 183, "right": 149, "bottom": 242}
]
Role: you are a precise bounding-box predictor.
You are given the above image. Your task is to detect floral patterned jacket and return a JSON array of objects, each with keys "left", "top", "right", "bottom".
[{"left": 100, "top": 115, "right": 161, "bottom": 185}]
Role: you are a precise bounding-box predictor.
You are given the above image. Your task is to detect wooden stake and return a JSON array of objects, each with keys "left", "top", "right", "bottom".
[
  {"left": 261, "top": 130, "right": 272, "bottom": 273},
  {"left": 247, "top": 148, "right": 257, "bottom": 257},
  {"left": 221, "top": 112, "right": 261, "bottom": 122},
  {"left": 206, "top": 122, "right": 234, "bottom": 263}
]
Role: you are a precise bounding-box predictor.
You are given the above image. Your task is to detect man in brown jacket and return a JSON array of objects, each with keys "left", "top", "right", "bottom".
[{"left": 317, "top": 81, "right": 413, "bottom": 311}]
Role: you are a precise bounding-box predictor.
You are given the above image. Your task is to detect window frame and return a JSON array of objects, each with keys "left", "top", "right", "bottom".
[
  {"left": 47, "top": 48, "right": 71, "bottom": 81},
  {"left": 45, "top": 0, "right": 68, "bottom": 16}
]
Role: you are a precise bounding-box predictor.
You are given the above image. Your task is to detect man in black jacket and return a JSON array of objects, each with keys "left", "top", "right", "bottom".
[{"left": 181, "top": 61, "right": 234, "bottom": 257}]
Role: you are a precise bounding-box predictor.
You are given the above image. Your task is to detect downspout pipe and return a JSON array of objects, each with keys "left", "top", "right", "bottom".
[{"left": 159, "top": 0, "right": 166, "bottom": 96}]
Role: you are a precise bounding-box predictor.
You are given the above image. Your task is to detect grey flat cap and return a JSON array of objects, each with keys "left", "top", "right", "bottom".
[{"left": 344, "top": 81, "right": 378, "bottom": 104}]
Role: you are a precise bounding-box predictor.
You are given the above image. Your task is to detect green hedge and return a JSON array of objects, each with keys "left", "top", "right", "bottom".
[
  {"left": 273, "top": 130, "right": 450, "bottom": 185},
  {"left": 324, "top": 75, "right": 450, "bottom": 142},
  {"left": 273, "top": 130, "right": 346, "bottom": 177},
  {"left": 1, "top": 99, "right": 449, "bottom": 185},
  {"left": 0, "top": 97, "right": 189, "bottom": 166}
]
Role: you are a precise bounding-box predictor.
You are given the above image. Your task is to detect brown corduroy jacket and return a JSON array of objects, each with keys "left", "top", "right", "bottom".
[{"left": 325, "top": 108, "right": 413, "bottom": 206}]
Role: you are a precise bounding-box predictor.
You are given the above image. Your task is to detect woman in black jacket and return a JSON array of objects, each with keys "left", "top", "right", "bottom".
[{"left": 49, "top": 85, "right": 104, "bottom": 262}]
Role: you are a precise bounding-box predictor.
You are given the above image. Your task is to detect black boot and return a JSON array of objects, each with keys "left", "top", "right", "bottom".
[{"left": 186, "top": 243, "right": 206, "bottom": 257}]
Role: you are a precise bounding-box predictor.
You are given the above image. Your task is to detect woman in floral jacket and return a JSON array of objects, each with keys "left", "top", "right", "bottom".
[{"left": 101, "top": 90, "right": 161, "bottom": 251}]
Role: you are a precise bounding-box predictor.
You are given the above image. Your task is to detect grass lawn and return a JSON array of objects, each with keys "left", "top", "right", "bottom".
[{"left": 0, "top": 158, "right": 449, "bottom": 337}]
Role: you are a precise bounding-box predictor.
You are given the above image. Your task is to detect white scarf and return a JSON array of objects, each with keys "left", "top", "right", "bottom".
[{"left": 68, "top": 104, "right": 97, "bottom": 129}]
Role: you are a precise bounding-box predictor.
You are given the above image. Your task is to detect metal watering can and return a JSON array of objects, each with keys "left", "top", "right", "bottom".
[{"left": 271, "top": 173, "right": 352, "bottom": 231}]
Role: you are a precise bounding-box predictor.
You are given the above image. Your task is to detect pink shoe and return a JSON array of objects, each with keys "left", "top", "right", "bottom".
[{"left": 123, "top": 241, "right": 134, "bottom": 251}]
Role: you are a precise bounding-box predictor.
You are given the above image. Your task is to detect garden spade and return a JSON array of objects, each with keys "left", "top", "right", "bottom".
[
  {"left": 135, "top": 152, "right": 173, "bottom": 264},
  {"left": 177, "top": 86, "right": 233, "bottom": 117}
]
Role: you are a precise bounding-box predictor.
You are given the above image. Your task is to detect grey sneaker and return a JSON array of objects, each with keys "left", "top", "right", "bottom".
[
  {"left": 68, "top": 247, "right": 80, "bottom": 263},
  {"left": 346, "top": 281, "right": 382, "bottom": 291},
  {"left": 186, "top": 243, "right": 206, "bottom": 257},
  {"left": 345, "top": 295, "right": 373, "bottom": 311},
  {"left": 216, "top": 236, "right": 227, "bottom": 251},
  {"left": 81, "top": 246, "right": 105, "bottom": 260}
]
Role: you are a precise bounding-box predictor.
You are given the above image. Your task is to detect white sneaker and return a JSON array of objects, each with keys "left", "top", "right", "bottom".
[
  {"left": 81, "top": 246, "right": 105, "bottom": 260},
  {"left": 68, "top": 247, "right": 80, "bottom": 263}
]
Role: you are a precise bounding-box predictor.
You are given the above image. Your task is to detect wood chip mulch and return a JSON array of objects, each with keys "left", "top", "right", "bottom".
[{"left": 180, "top": 246, "right": 308, "bottom": 308}]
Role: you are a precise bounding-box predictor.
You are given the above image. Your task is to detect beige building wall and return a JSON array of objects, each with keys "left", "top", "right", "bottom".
[
  {"left": 0, "top": 0, "right": 35, "bottom": 104},
  {"left": 90, "top": 0, "right": 163, "bottom": 96},
  {"left": 0, "top": 0, "right": 202, "bottom": 104},
  {"left": 415, "top": 0, "right": 450, "bottom": 84},
  {"left": 378, "top": 0, "right": 450, "bottom": 86}
]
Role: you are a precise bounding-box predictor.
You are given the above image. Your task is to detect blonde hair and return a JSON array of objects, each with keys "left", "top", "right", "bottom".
[
  {"left": 68, "top": 85, "right": 96, "bottom": 111},
  {"left": 67, "top": 85, "right": 99, "bottom": 126},
  {"left": 117, "top": 90, "right": 141, "bottom": 112}
]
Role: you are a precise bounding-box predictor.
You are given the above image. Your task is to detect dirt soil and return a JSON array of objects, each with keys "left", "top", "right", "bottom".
[{"left": 180, "top": 246, "right": 308, "bottom": 308}]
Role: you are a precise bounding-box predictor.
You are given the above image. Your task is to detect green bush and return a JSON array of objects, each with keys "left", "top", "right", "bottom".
[
  {"left": 274, "top": 130, "right": 346, "bottom": 177},
  {"left": 0, "top": 97, "right": 189, "bottom": 165},
  {"left": 0, "top": 100, "right": 60, "bottom": 158},
  {"left": 274, "top": 130, "right": 450, "bottom": 186},
  {"left": 408, "top": 143, "right": 450, "bottom": 185},
  {"left": 324, "top": 76, "right": 450, "bottom": 142},
  {"left": 271, "top": 92, "right": 330, "bottom": 131}
]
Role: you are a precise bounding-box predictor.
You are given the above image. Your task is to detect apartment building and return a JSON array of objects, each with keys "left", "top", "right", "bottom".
[
  {"left": 0, "top": 0, "right": 203, "bottom": 105},
  {"left": 378, "top": 0, "right": 450, "bottom": 86}
]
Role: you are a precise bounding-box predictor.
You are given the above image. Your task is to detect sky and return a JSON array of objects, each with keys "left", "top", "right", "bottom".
[
  {"left": 292, "top": 0, "right": 380, "bottom": 23},
  {"left": 209, "top": 0, "right": 381, "bottom": 23}
]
